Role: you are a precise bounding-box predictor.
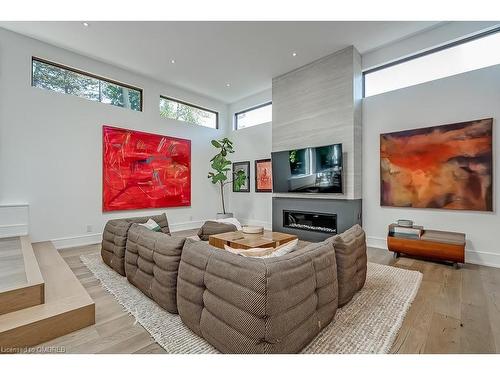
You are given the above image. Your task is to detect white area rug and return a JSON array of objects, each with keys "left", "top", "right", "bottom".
[{"left": 81, "top": 253, "right": 422, "bottom": 354}]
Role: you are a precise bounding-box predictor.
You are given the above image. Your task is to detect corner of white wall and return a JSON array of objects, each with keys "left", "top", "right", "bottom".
[{"left": 224, "top": 89, "right": 273, "bottom": 229}]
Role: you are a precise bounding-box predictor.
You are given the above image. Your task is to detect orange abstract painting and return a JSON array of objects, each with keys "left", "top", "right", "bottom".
[{"left": 380, "top": 118, "right": 493, "bottom": 211}]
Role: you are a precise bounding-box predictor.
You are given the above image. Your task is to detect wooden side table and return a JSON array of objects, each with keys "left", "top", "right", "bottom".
[{"left": 387, "top": 227, "right": 465, "bottom": 268}]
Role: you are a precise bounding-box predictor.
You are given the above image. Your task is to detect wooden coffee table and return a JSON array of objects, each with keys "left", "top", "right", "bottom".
[{"left": 209, "top": 230, "right": 297, "bottom": 250}]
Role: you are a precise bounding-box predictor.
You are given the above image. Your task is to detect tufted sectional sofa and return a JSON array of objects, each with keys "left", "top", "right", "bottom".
[
  {"left": 101, "top": 213, "right": 170, "bottom": 276},
  {"left": 100, "top": 215, "right": 367, "bottom": 353},
  {"left": 176, "top": 238, "right": 338, "bottom": 353}
]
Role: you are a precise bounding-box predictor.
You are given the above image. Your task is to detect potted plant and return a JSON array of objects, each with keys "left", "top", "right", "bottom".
[{"left": 208, "top": 137, "right": 246, "bottom": 218}]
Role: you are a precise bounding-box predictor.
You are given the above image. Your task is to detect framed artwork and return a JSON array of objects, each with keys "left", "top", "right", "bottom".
[
  {"left": 380, "top": 118, "right": 493, "bottom": 211},
  {"left": 232, "top": 161, "right": 250, "bottom": 192},
  {"left": 255, "top": 158, "right": 273, "bottom": 192},
  {"left": 102, "top": 125, "right": 191, "bottom": 211}
]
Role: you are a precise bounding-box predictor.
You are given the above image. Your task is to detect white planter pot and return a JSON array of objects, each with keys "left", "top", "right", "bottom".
[{"left": 216, "top": 213, "right": 234, "bottom": 219}]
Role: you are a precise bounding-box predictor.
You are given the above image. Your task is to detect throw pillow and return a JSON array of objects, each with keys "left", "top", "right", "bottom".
[
  {"left": 215, "top": 217, "right": 243, "bottom": 231},
  {"left": 138, "top": 218, "right": 161, "bottom": 232},
  {"left": 223, "top": 245, "right": 276, "bottom": 257},
  {"left": 224, "top": 238, "right": 299, "bottom": 258},
  {"left": 197, "top": 221, "right": 238, "bottom": 241},
  {"left": 271, "top": 238, "right": 299, "bottom": 257}
]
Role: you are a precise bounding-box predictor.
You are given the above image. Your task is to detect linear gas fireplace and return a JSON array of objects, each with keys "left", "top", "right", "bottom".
[
  {"left": 273, "top": 198, "right": 361, "bottom": 241},
  {"left": 283, "top": 210, "right": 337, "bottom": 235}
]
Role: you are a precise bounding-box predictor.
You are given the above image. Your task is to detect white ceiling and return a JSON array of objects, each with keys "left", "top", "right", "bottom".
[{"left": 0, "top": 21, "right": 443, "bottom": 103}]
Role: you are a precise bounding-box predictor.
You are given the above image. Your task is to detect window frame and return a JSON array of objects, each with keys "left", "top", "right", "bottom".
[
  {"left": 234, "top": 101, "right": 272, "bottom": 130},
  {"left": 362, "top": 26, "right": 500, "bottom": 98},
  {"left": 31, "top": 56, "right": 144, "bottom": 111},
  {"left": 159, "top": 95, "right": 219, "bottom": 129}
]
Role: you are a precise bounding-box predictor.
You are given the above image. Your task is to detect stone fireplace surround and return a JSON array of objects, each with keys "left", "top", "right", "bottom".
[{"left": 270, "top": 46, "right": 363, "bottom": 241}]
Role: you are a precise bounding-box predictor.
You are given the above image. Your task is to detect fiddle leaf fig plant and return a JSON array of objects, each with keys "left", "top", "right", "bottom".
[{"left": 208, "top": 137, "right": 246, "bottom": 214}]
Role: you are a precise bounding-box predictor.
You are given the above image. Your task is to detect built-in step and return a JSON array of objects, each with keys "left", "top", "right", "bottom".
[
  {"left": 0, "top": 240, "right": 95, "bottom": 349},
  {"left": 0, "top": 236, "right": 44, "bottom": 315}
]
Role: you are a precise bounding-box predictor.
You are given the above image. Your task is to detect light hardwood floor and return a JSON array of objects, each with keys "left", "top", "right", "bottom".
[{"left": 35, "top": 235, "right": 500, "bottom": 354}]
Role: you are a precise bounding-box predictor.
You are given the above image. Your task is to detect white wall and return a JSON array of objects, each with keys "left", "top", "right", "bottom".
[
  {"left": 225, "top": 89, "right": 272, "bottom": 229},
  {"left": 363, "top": 64, "right": 500, "bottom": 267},
  {"left": 0, "top": 204, "right": 29, "bottom": 238},
  {"left": 0, "top": 27, "right": 229, "bottom": 246}
]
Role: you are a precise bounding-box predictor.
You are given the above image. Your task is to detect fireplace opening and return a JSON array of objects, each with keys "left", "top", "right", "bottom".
[{"left": 283, "top": 210, "right": 337, "bottom": 234}]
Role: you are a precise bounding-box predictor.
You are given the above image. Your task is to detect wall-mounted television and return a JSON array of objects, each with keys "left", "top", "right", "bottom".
[{"left": 272, "top": 143, "right": 343, "bottom": 194}]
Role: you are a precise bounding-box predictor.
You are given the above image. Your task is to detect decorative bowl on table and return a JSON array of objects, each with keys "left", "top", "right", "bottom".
[{"left": 242, "top": 226, "right": 264, "bottom": 234}]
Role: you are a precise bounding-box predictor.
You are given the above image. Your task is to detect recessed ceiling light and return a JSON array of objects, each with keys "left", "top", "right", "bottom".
[
  {"left": 82, "top": 22, "right": 89, "bottom": 27},
  {"left": 225, "top": 83, "right": 231, "bottom": 87},
  {"left": 292, "top": 52, "right": 297, "bottom": 57},
  {"left": 170, "top": 59, "right": 176, "bottom": 64}
]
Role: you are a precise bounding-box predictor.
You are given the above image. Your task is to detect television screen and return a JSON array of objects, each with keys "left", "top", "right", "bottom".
[{"left": 272, "top": 144, "right": 343, "bottom": 193}]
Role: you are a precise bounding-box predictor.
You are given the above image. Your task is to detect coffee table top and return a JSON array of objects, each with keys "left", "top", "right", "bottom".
[{"left": 209, "top": 230, "right": 297, "bottom": 249}]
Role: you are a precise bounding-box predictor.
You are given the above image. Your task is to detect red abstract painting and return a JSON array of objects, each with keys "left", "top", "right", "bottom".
[
  {"left": 103, "top": 126, "right": 191, "bottom": 211},
  {"left": 380, "top": 118, "right": 492, "bottom": 211}
]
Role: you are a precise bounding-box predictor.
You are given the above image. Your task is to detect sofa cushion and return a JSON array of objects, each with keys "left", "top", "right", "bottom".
[
  {"left": 328, "top": 224, "right": 367, "bottom": 306},
  {"left": 215, "top": 217, "right": 243, "bottom": 231},
  {"left": 125, "top": 224, "right": 185, "bottom": 313},
  {"left": 101, "top": 219, "right": 132, "bottom": 275},
  {"left": 177, "top": 239, "right": 338, "bottom": 353},
  {"left": 197, "top": 220, "right": 237, "bottom": 241},
  {"left": 101, "top": 213, "right": 170, "bottom": 275}
]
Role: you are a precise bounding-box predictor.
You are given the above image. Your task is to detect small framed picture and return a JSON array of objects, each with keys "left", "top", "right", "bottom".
[
  {"left": 255, "top": 158, "right": 272, "bottom": 192},
  {"left": 232, "top": 161, "right": 250, "bottom": 192}
]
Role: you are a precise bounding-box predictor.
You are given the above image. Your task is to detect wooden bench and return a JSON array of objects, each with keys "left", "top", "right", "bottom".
[{"left": 387, "top": 227, "right": 465, "bottom": 268}]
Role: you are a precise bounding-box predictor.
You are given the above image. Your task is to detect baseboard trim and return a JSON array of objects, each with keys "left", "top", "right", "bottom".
[
  {"left": 0, "top": 203, "right": 30, "bottom": 208},
  {"left": 53, "top": 220, "right": 206, "bottom": 250},
  {"left": 169, "top": 220, "right": 205, "bottom": 232},
  {"left": 52, "top": 233, "right": 103, "bottom": 250},
  {"left": 0, "top": 224, "right": 29, "bottom": 238},
  {"left": 45, "top": 226, "right": 500, "bottom": 268},
  {"left": 366, "top": 236, "right": 387, "bottom": 250},
  {"left": 465, "top": 250, "right": 500, "bottom": 268},
  {"left": 366, "top": 235, "right": 500, "bottom": 268}
]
